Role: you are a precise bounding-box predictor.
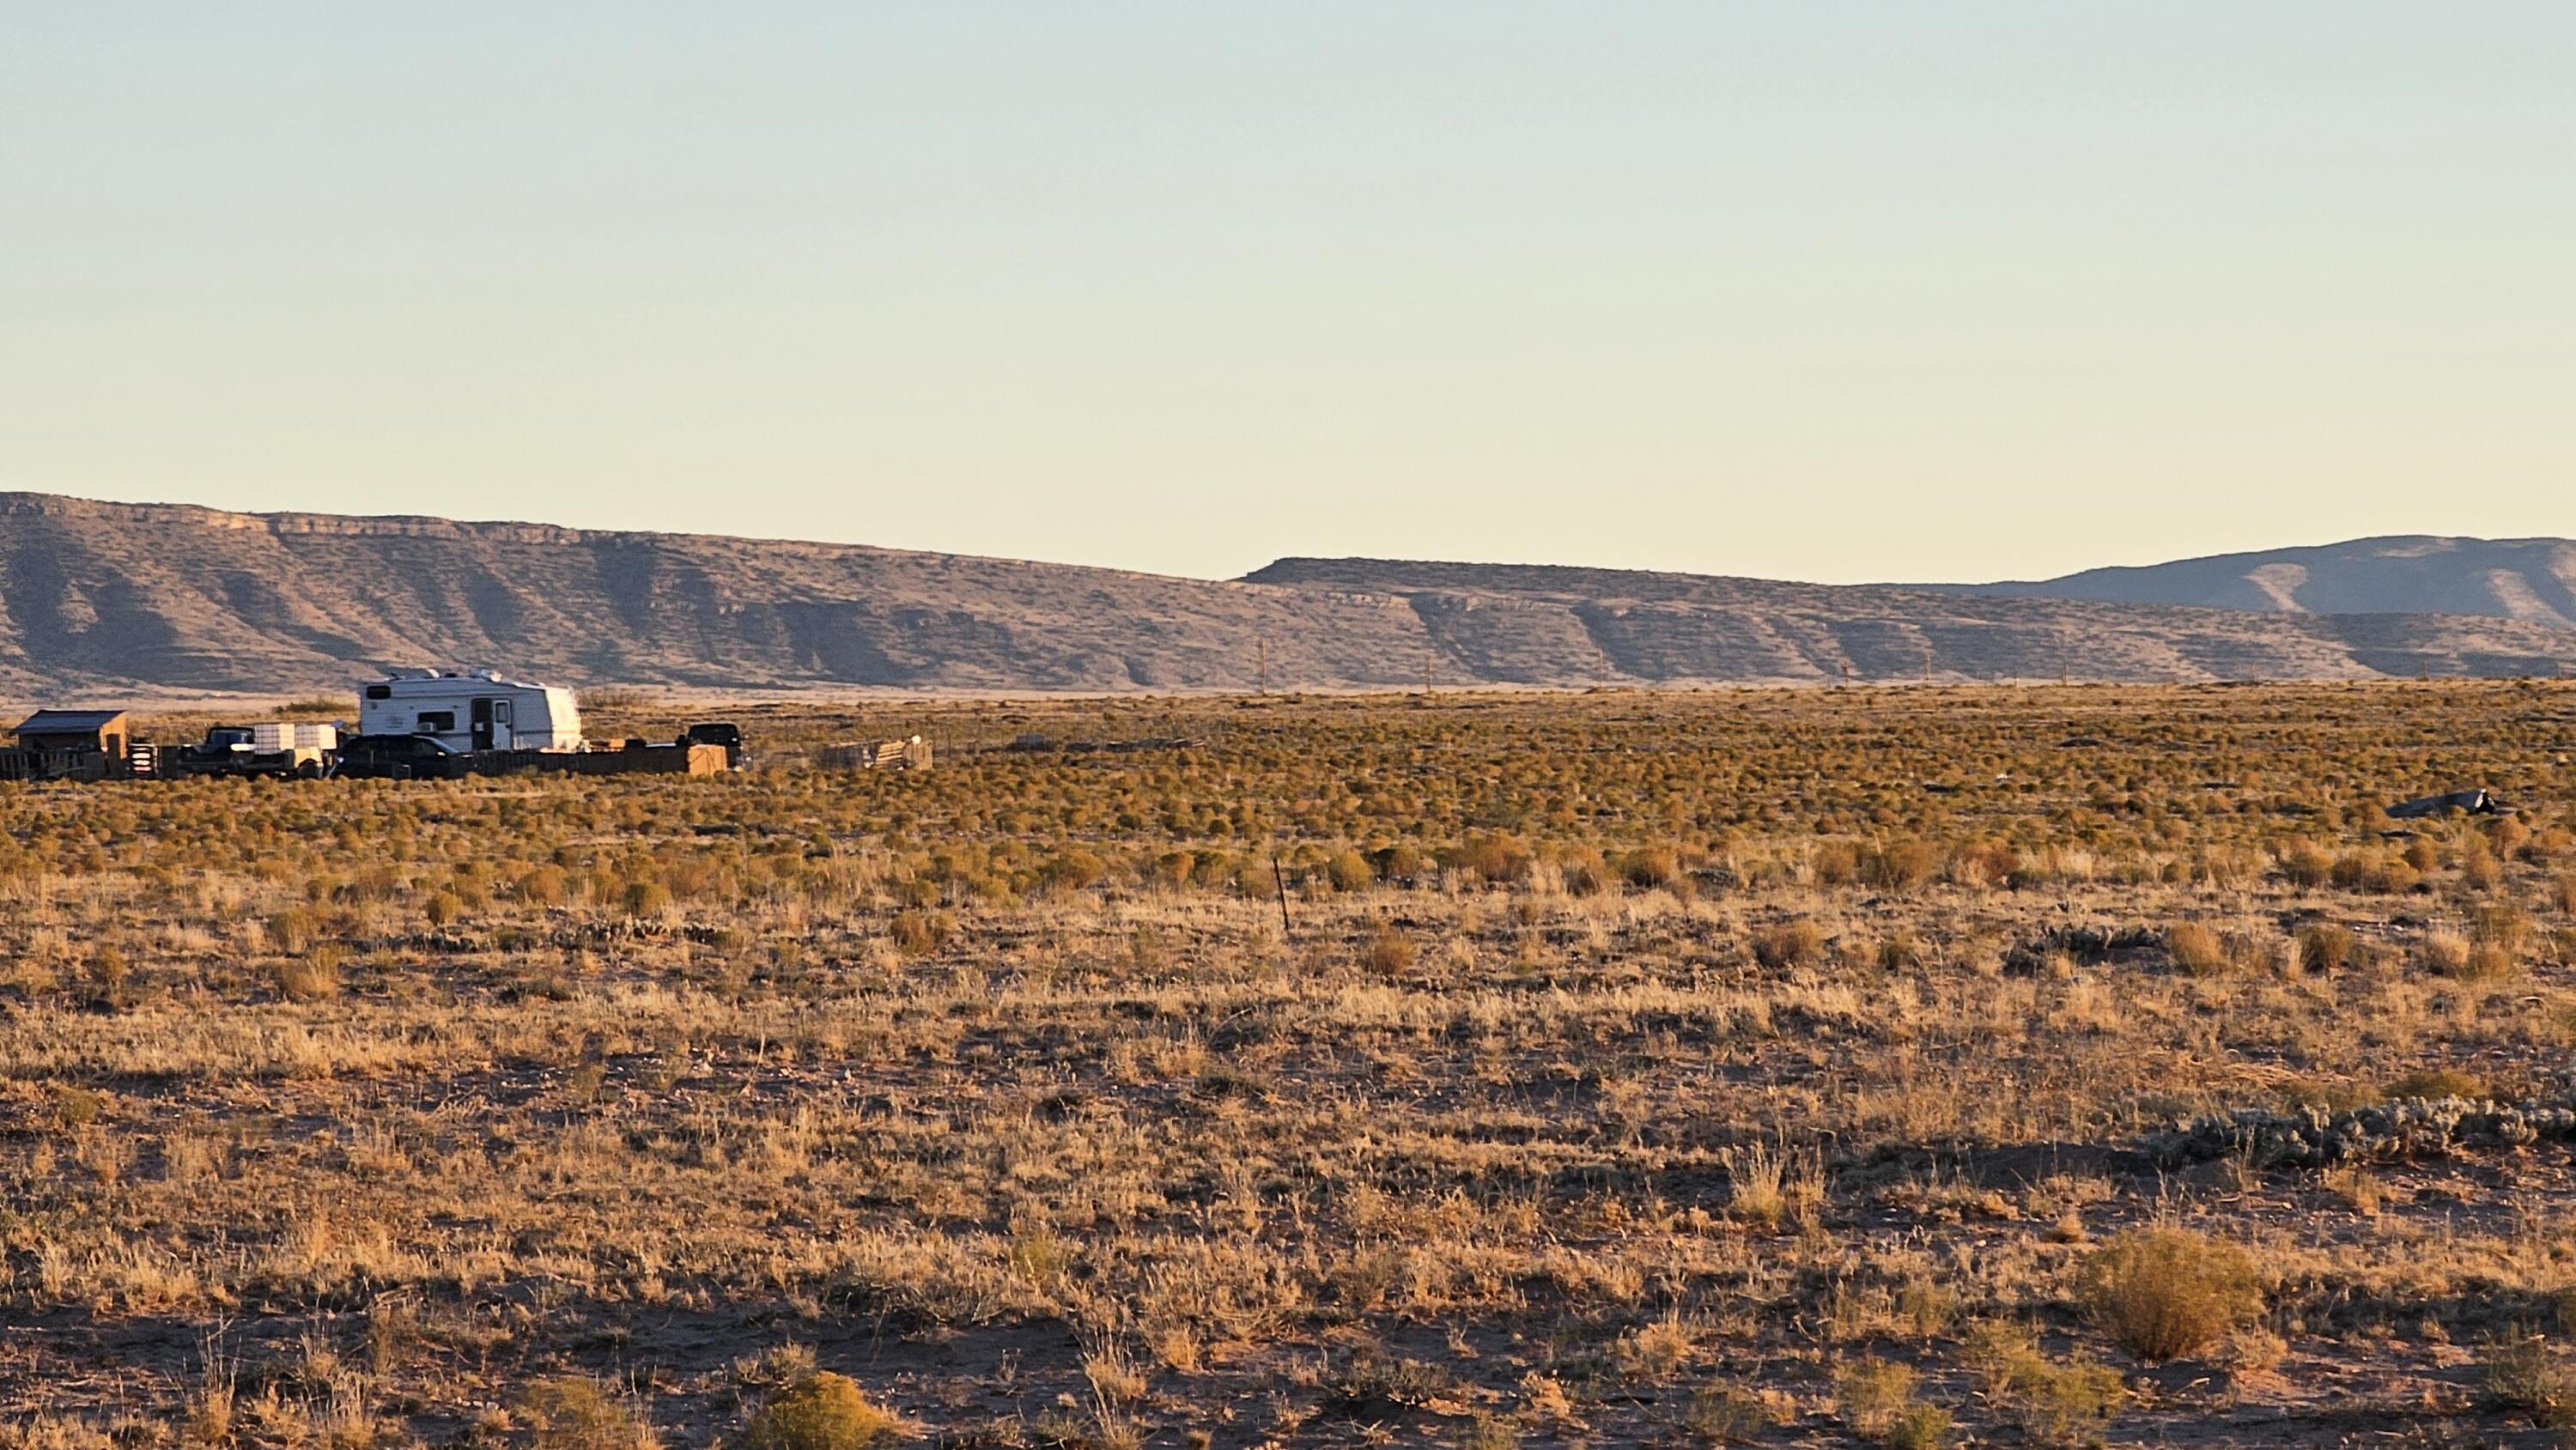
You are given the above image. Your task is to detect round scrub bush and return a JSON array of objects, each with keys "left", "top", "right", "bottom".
[
  {"left": 744, "top": 1373, "right": 902, "bottom": 1450},
  {"left": 2075, "top": 1228, "right": 2263, "bottom": 1362}
]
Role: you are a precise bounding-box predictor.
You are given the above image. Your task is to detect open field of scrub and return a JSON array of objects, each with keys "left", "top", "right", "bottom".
[{"left": 9, "top": 681, "right": 2576, "bottom": 1447}]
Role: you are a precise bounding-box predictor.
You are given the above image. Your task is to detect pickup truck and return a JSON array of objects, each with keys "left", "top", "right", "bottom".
[{"left": 331, "top": 733, "right": 469, "bottom": 780}]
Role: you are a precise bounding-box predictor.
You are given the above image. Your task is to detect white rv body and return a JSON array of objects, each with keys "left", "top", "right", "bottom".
[{"left": 358, "top": 670, "right": 584, "bottom": 753}]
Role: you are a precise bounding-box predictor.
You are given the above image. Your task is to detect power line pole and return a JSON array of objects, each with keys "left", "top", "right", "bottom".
[{"left": 1256, "top": 638, "right": 1270, "bottom": 695}]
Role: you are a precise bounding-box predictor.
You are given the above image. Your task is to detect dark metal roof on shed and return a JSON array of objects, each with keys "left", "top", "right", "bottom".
[{"left": 15, "top": 710, "right": 130, "bottom": 732}]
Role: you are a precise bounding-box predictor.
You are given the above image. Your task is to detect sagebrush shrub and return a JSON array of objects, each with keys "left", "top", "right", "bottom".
[
  {"left": 1752, "top": 920, "right": 1825, "bottom": 969},
  {"left": 275, "top": 947, "right": 340, "bottom": 1003},
  {"left": 2166, "top": 923, "right": 2228, "bottom": 977},
  {"left": 1359, "top": 924, "right": 1417, "bottom": 975},
  {"left": 2279, "top": 844, "right": 2333, "bottom": 889},
  {"left": 890, "top": 909, "right": 953, "bottom": 956},
  {"left": 1325, "top": 849, "right": 1375, "bottom": 893},
  {"left": 1861, "top": 840, "right": 1941, "bottom": 891},
  {"left": 2295, "top": 923, "right": 2354, "bottom": 973}
]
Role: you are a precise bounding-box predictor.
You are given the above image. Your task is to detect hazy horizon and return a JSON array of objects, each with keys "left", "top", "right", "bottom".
[{"left": 6, "top": 4, "right": 2572, "bottom": 583}]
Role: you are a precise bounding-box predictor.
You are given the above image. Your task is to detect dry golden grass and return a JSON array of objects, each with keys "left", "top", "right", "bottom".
[{"left": 2, "top": 681, "right": 2574, "bottom": 1445}]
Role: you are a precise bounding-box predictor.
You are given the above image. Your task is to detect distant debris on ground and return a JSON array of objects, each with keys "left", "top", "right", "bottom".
[
  {"left": 2386, "top": 787, "right": 2502, "bottom": 819},
  {"left": 818, "top": 736, "right": 933, "bottom": 771},
  {"left": 1006, "top": 733, "right": 1202, "bottom": 755}
]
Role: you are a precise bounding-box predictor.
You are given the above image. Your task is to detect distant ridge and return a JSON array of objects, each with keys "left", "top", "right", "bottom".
[
  {"left": 0, "top": 492, "right": 2571, "bottom": 698},
  {"left": 1935, "top": 535, "right": 2576, "bottom": 628}
]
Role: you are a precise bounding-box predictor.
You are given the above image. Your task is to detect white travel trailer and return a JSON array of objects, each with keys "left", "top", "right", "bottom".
[{"left": 358, "top": 670, "right": 584, "bottom": 753}]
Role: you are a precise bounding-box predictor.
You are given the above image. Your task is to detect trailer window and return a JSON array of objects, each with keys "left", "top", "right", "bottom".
[
  {"left": 418, "top": 711, "right": 456, "bottom": 732},
  {"left": 365, "top": 685, "right": 392, "bottom": 701}
]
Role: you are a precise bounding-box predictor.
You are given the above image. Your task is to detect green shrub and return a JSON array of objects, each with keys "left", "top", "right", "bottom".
[
  {"left": 1886, "top": 1403, "right": 1952, "bottom": 1450},
  {"left": 2003, "top": 1352, "right": 2123, "bottom": 1447},
  {"left": 1963, "top": 1320, "right": 2121, "bottom": 1447},
  {"left": 1680, "top": 1383, "right": 1769, "bottom": 1443},
  {"left": 1037, "top": 850, "right": 1107, "bottom": 892},
  {"left": 2075, "top": 1228, "right": 2263, "bottom": 1362},
  {"left": 1835, "top": 1358, "right": 1914, "bottom": 1437},
  {"left": 2385, "top": 1067, "right": 2488, "bottom": 1101},
  {"left": 743, "top": 1372, "right": 902, "bottom": 1450},
  {"left": 519, "top": 1376, "right": 656, "bottom": 1450},
  {"left": 2483, "top": 1337, "right": 2576, "bottom": 1427},
  {"left": 55, "top": 1087, "right": 104, "bottom": 1131}
]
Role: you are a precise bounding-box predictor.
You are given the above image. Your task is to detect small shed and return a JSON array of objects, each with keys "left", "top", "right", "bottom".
[{"left": 14, "top": 709, "right": 132, "bottom": 758}]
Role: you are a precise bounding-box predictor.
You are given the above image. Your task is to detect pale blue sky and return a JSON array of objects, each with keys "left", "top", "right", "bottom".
[{"left": 4, "top": 4, "right": 2571, "bottom": 582}]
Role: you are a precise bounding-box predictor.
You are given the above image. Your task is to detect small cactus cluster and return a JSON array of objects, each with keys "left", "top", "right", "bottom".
[{"left": 2145, "top": 1096, "right": 2576, "bottom": 1169}]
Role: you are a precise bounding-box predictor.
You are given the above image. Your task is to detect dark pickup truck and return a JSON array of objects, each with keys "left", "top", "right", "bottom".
[{"left": 332, "top": 734, "right": 469, "bottom": 780}]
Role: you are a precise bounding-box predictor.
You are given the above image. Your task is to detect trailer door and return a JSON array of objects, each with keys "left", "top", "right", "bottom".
[
  {"left": 471, "top": 697, "right": 495, "bottom": 752},
  {"left": 491, "top": 698, "right": 514, "bottom": 750}
]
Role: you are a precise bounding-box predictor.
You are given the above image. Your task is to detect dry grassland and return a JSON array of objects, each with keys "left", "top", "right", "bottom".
[{"left": 8, "top": 682, "right": 2576, "bottom": 1448}]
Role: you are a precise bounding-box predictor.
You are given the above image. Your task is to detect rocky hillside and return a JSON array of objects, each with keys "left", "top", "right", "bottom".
[
  {"left": 1246, "top": 557, "right": 2576, "bottom": 687},
  {"left": 2, "top": 493, "right": 2572, "bottom": 698},
  {"left": 1947, "top": 535, "right": 2576, "bottom": 627}
]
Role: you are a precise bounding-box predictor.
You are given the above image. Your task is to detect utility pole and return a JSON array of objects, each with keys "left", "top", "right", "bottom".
[
  {"left": 1422, "top": 652, "right": 1434, "bottom": 696},
  {"left": 1256, "top": 638, "right": 1270, "bottom": 695},
  {"left": 1921, "top": 642, "right": 1932, "bottom": 685}
]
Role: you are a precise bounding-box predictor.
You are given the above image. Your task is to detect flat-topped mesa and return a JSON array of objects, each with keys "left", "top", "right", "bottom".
[{"left": 1, "top": 491, "right": 2573, "bottom": 696}]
